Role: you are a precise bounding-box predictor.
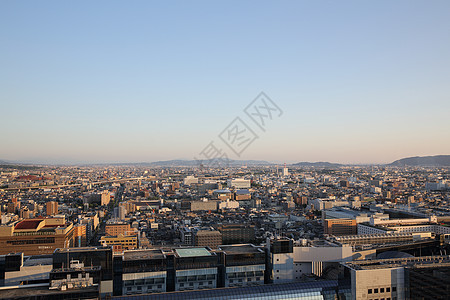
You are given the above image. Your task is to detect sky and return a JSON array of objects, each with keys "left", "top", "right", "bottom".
[{"left": 1, "top": 1, "right": 450, "bottom": 165}]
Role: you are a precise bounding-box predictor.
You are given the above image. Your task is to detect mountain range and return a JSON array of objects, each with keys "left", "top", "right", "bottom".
[
  {"left": 388, "top": 155, "right": 450, "bottom": 167},
  {"left": 1, "top": 155, "right": 450, "bottom": 167}
]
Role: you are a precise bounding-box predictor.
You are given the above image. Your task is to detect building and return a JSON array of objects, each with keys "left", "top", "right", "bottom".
[
  {"left": 53, "top": 247, "right": 113, "bottom": 298},
  {"left": 180, "top": 227, "right": 194, "bottom": 246},
  {"left": 219, "top": 244, "right": 266, "bottom": 287},
  {"left": 118, "top": 249, "right": 167, "bottom": 295},
  {"left": 331, "top": 232, "right": 433, "bottom": 247},
  {"left": 342, "top": 255, "right": 450, "bottom": 300},
  {"left": 105, "top": 222, "right": 133, "bottom": 236},
  {"left": 0, "top": 217, "right": 75, "bottom": 255},
  {"left": 46, "top": 201, "right": 58, "bottom": 216},
  {"left": 282, "top": 165, "right": 289, "bottom": 177},
  {"left": 227, "top": 179, "right": 251, "bottom": 189},
  {"left": 212, "top": 189, "right": 232, "bottom": 201},
  {"left": 100, "top": 234, "right": 138, "bottom": 251},
  {"left": 194, "top": 230, "right": 222, "bottom": 249},
  {"left": 183, "top": 175, "right": 198, "bottom": 186},
  {"left": 114, "top": 205, "right": 127, "bottom": 220},
  {"left": 216, "top": 224, "right": 256, "bottom": 245},
  {"left": 73, "top": 224, "right": 87, "bottom": 247},
  {"left": 101, "top": 191, "right": 111, "bottom": 206},
  {"left": 268, "top": 239, "right": 294, "bottom": 284},
  {"left": 0, "top": 253, "right": 53, "bottom": 286},
  {"left": 234, "top": 189, "right": 251, "bottom": 201},
  {"left": 189, "top": 200, "right": 218, "bottom": 212},
  {"left": 218, "top": 199, "right": 239, "bottom": 210},
  {"left": 173, "top": 248, "right": 219, "bottom": 292},
  {"left": 324, "top": 219, "right": 357, "bottom": 236}
]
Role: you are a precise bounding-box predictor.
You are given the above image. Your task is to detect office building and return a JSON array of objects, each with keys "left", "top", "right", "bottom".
[
  {"left": 324, "top": 219, "right": 357, "bottom": 236},
  {"left": 46, "top": 201, "right": 58, "bottom": 216},
  {"left": 0, "top": 217, "right": 75, "bottom": 255},
  {"left": 105, "top": 222, "right": 133, "bottom": 236},
  {"left": 194, "top": 229, "right": 222, "bottom": 249},
  {"left": 216, "top": 224, "right": 256, "bottom": 245},
  {"left": 100, "top": 234, "right": 138, "bottom": 251}
]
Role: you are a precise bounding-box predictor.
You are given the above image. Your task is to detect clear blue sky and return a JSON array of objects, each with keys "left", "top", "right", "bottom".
[{"left": 1, "top": 1, "right": 449, "bottom": 164}]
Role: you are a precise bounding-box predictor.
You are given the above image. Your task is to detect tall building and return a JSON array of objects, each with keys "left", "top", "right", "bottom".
[
  {"left": 101, "top": 191, "right": 111, "bottom": 206},
  {"left": 46, "top": 201, "right": 58, "bottom": 216},
  {"left": 282, "top": 164, "right": 289, "bottom": 177},
  {"left": 269, "top": 239, "right": 294, "bottom": 284}
]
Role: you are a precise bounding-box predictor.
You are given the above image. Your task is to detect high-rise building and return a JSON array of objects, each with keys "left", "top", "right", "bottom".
[
  {"left": 282, "top": 164, "right": 289, "bottom": 177},
  {"left": 46, "top": 201, "right": 58, "bottom": 216}
]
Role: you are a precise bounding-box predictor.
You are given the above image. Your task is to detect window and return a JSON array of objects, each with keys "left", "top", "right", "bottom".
[
  {"left": 381, "top": 288, "right": 385, "bottom": 293},
  {"left": 368, "top": 289, "right": 373, "bottom": 294},
  {"left": 386, "top": 287, "right": 390, "bottom": 292},
  {"left": 392, "top": 287, "right": 397, "bottom": 292},
  {"left": 374, "top": 288, "right": 379, "bottom": 293}
]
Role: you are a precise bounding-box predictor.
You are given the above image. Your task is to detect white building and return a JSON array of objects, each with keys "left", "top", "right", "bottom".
[{"left": 227, "top": 179, "right": 251, "bottom": 189}]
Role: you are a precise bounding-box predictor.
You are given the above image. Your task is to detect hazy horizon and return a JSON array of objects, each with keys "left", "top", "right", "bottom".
[{"left": 2, "top": 1, "right": 450, "bottom": 165}]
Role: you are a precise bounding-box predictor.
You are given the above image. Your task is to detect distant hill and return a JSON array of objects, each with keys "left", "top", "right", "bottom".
[
  {"left": 389, "top": 155, "right": 450, "bottom": 167},
  {"left": 98, "top": 159, "right": 273, "bottom": 167},
  {"left": 291, "top": 161, "right": 342, "bottom": 168},
  {"left": 148, "top": 159, "right": 273, "bottom": 167}
]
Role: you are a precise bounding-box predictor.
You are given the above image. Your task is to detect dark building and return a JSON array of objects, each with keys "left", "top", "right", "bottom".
[
  {"left": 53, "top": 247, "right": 113, "bottom": 297},
  {"left": 407, "top": 264, "right": 450, "bottom": 299},
  {"left": 216, "top": 224, "right": 256, "bottom": 245}
]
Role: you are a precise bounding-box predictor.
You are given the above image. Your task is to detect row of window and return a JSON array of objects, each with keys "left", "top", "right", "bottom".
[{"left": 368, "top": 286, "right": 397, "bottom": 294}]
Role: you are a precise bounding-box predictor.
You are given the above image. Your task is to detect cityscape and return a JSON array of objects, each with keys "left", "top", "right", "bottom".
[
  {"left": 0, "top": 160, "right": 450, "bottom": 299},
  {"left": 2, "top": 1, "right": 450, "bottom": 300}
]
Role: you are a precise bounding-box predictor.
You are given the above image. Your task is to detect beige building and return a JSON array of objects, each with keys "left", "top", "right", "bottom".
[{"left": 0, "top": 217, "right": 75, "bottom": 255}]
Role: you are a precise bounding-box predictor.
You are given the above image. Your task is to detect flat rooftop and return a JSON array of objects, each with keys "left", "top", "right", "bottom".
[
  {"left": 123, "top": 249, "right": 165, "bottom": 261},
  {"left": 219, "top": 244, "right": 262, "bottom": 254},
  {"left": 54, "top": 246, "right": 111, "bottom": 253},
  {"left": 175, "top": 248, "right": 211, "bottom": 258},
  {"left": 344, "top": 255, "right": 450, "bottom": 271}
]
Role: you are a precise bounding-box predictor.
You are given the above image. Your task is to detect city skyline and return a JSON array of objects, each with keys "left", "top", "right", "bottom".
[{"left": 2, "top": 1, "right": 450, "bottom": 164}]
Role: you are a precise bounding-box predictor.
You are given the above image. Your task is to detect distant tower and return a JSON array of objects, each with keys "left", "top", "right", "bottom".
[{"left": 283, "top": 163, "right": 289, "bottom": 177}]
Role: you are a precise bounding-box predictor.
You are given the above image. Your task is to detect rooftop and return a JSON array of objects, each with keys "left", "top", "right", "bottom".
[
  {"left": 219, "top": 244, "right": 263, "bottom": 254},
  {"left": 123, "top": 249, "right": 165, "bottom": 261},
  {"left": 175, "top": 248, "right": 211, "bottom": 258},
  {"left": 344, "top": 255, "right": 450, "bottom": 271},
  {"left": 15, "top": 219, "right": 43, "bottom": 230}
]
